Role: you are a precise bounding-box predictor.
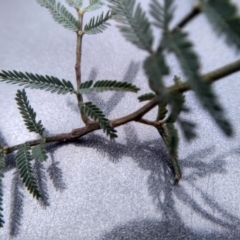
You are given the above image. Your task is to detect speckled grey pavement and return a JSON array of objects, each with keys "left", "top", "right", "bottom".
[{"left": 1, "top": 0, "right": 240, "bottom": 239}]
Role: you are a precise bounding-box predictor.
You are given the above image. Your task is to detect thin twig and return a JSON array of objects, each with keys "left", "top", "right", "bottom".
[
  {"left": 75, "top": 14, "right": 83, "bottom": 88},
  {"left": 75, "top": 11, "right": 89, "bottom": 124},
  {"left": 157, "top": 2, "right": 202, "bottom": 53},
  {"left": 136, "top": 118, "right": 161, "bottom": 127},
  {"left": 175, "top": 3, "right": 201, "bottom": 29}
]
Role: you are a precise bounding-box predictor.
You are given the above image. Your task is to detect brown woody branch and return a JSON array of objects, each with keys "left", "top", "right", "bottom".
[
  {"left": 4, "top": 58, "right": 240, "bottom": 154},
  {"left": 175, "top": 3, "right": 201, "bottom": 29}
]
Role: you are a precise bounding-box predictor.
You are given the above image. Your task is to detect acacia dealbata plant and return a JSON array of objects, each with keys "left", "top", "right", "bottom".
[{"left": 0, "top": 0, "right": 240, "bottom": 228}]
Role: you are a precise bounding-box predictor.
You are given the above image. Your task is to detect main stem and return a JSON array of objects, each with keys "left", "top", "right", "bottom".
[
  {"left": 5, "top": 59, "right": 240, "bottom": 154},
  {"left": 75, "top": 10, "right": 89, "bottom": 124}
]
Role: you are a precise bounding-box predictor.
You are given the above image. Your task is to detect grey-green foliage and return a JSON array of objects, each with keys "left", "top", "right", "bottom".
[
  {"left": 108, "top": 0, "right": 153, "bottom": 52},
  {"left": 16, "top": 143, "right": 41, "bottom": 199},
  {"left": 166, "top": 93, "right": 185, "bottom": 123},
  {"left": 65, "top": 0, "right": 82, "bottom": 9},
  {"left": 36, "top": 0, "right": 78, "bottom": 31},
  {"left": 84, "top": 11, "right": 112, "bottom": 35},
  {"left": 32, "top": 140, "right": 48, "bottom": 162},
  {"left": 138, "top": 93, "right": 168, "bottom": 121},
  {"left": 162, "top": 30, "right": 233, "bottom": 136},
  {"left": 79, "top": 80, "right": 140, "bottom": 93},
  {"left": 171, "top": 76, "right": 197, "bottom": 141},
  {"left": 202, "top": 0, "right": 240, "bottom": 51},
  {"left": 84, "top": 0, "right": 104, "bottom": 12},
  {"left": 150, "top": 0, "right": 175, "bottom": 30},
  {"left": 79, "top": 102, "right": 117, "bottom": 140},
  {"left": 0, "top": 150, "right": 5, "bottom": 227},
  {"left": 157, "top": 123, "right": 181, "bottom": 180},
  {"left": 164, "top": 123, "right": 180, "bottom": 179},
  {"left": 156, "top": 102, "right": 168, "bottom": 121},
  {"left": 15, "top": 89, "right": 45, "bottom": 136},
  {"left": 138, "top": 92, "right": 155, "bottom": 102},
  {"left": 0, "top": 71, "right": 74, "bottom": 95},
  {"left": 143, "top": 51, "right": 169, "bottom": 93}
]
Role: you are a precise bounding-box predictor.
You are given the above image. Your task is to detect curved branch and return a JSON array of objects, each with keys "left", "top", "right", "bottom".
[
  {"left": 168, "top": 59, "right": 240, "bottom": 93},
  {"left": 4, "top": 58, "right": 240, "bottom": 154}
]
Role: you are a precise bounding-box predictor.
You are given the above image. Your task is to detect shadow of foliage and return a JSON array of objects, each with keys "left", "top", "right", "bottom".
[
  {"left": 46, "top": 146, "right": 67, "bottom": 192},
  {"left": 8, "top": 147, "right": 66, "bottom": 236},
  {"left": 3, "top": 119, "right": 240, "bottom": 238},
  {"left": 33, "top": 161, "right": 50, "bottom": 207},
  {"left": 100, "top": 218, "right": 240, "bottom": 240},
  {"left": 9, "top": 170, "right": 25, "bottom": 237},
  {"left": 47, "top": 160, "right": 67, "bottom": 192},
  {"left": 95, "top": 124, "right": 240, "bottom": 239}
]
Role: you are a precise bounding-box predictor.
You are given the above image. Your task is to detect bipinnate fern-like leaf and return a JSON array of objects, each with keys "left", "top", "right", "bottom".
[
  {"left": 150, "top": 0, "right": 175, "bottom": 30},
  {"left": 65, "top": 0, "right": 82, "bottom": 9},
  {"left": 79, "top": 102, "right": 117, "bottom": 140},
  {"left": 108, "top": 0, "right": 153, "bottom": 52},
  {"left": 32, "top": 140, "right": 48, "bottom": 162},
  {"left": 0, "top": 70, "right": 74, "bottom": 95},
  {"left": 144, "top": 51, "right": 169, "bottom": 94},
  {"left": 157, "top": 123, "right": 181, "bottom": 181},
  {"left": 166, "top": 93, "right": 185, "bottom": 123},
  {"left": 0, "top": 150, "right": 6, "bottom": 227},
  {"left": 164, "top": 123, "right": 181, "bottom": 181},
  {"left": 79, "top": 80, "right": 140, "bottom": 94},
  {"left": 36, "top": 0, "right": 78, "bottom": 32},
  {"left": 15, "top": 89, "right": 45, "bottom": 136},
  {"left": 202, "top": 0, "right": 240, "bottom": 51},
  {"left": 138, "top": 92, "right": 155, "bottom": 102},
  {"left": 84, "top": 11, "right": 112, "bottom": 35},
  {"left": 162, "top": 30, "right": 233, "bottom": 136},
  {"left": 16, "top": 143, "right": 41, "bottom": 199},
  {"left": 84, "top": 0, "right": 104, "bottom": 12},
  {"left": 156, "top": 103, "right": 168, "bottom": 121},
  {"left": 170, "top": 77, "right": 197, "bottom": 141}
]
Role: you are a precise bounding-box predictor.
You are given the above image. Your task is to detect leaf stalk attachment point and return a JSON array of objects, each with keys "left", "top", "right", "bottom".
[{"left": 75, "top": 10, "right": 90, "bottom": 124}]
